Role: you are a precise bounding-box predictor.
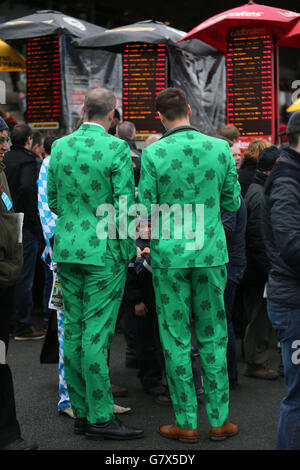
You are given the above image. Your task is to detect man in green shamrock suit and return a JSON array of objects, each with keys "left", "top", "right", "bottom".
[
  {"left": 138, "top": 88, "right": 241, "bottom": 443},
  {"left": 47, "top": 88, "right": 144, "bottom": 441}
]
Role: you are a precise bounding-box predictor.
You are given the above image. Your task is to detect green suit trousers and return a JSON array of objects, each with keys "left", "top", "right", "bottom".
[
  {"left": 152, "top": 265, "right": 229, "bottom": 429},
  {"left": 57, "top": 254, "right": 126, "bottom": 424}
]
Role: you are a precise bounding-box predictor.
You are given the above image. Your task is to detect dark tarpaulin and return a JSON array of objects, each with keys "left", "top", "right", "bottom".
[
  {"left": 60, "top": 35, "right": 122, "bottom": 133},
  {"left": 0, "top": 10, "right": 106, "bottom": 40},
  {"left": 167, "top": 43, "right": 226, "bottom": 135},
  {"left": 74, "top": 19, "right": 184, "bottom": 49}
]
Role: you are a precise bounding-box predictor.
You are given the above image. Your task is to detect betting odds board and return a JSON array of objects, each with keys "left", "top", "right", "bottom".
[
  {"left": 26, "top": 35, "right": 61, "bottom": 129},
  {"left": 122, "top": 43, "right": 167, "bottom": 139},
  {"left": 226, "top": 28, "right": 276, "bottom": 149}
]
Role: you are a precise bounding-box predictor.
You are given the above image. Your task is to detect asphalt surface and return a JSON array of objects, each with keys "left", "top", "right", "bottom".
[{"left": 7, "top": 315, "right": 286, "bottom": 453}]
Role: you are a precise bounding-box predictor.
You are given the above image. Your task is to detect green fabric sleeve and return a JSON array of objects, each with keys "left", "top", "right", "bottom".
[
  {"left": 220, "top": 144, "right": 241, "bottom": 213},
  {"left": 111, "top": 140, "right": 136, "bottom": 261}
]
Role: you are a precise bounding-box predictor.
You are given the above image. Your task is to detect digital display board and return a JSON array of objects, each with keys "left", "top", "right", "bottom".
[
  {"left": 26, "top": 35, "right": 61, "bottom": 127},
  {"left": 226, "top": 30, "right": 274, "bottom": 144},
  {"left": 122, "top": 43, "right": 167, "bottom": 137}
]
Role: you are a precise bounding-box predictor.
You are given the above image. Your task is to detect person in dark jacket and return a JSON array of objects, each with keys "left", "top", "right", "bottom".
[
  {"left": 3, "top": 124, "right": 45, "bottom": 340},
  {"left": 262, "top": 111, "right": 300, "bottom": 450},
  {"left": 222, "top": 195, "right": 247, "bottom": 389},
  {"left": 116, "top": 121, "right": 141, "bottom": 187},
  {"left": 0, "top": 117, "right": 38, "bottom": 450},
  {"left": 125, "top": 219, "right": 167, "bottom": 396},
  {"left": 238, "top": 138, "right": 270, "bottom": 197},
  {"left": 243, "top": 145, "right": 279, "bottom": 380},
  {"left": 125, "top": 218, "right": 203, "bottom": 404},
  {"left": 108, "top": 108, "right": 120, "bottom": 136},
  {"left": 115, "top": 120, "right": 142, "bottom": 370}
]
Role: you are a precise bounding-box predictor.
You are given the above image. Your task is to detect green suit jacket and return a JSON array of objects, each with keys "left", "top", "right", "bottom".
[
  {"left": 138, "top": 126, "right": 241, "bottom": 269},
  {"left": 47, "top": 123, "right": 136, "bottom": 266}
]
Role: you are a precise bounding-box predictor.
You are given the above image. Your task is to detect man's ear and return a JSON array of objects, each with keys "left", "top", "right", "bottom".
[
  {"left": 187, "top": 104, "right": 192, "bottom": 118},
  {"left": 158, "top": 111, "right": 165, "bottom": 126},
  {"left": 108, "top": 109, "right": 115, "bottom": 123},
  {"left": 27, "top": 135, "right": 33, "bottom": 148}
]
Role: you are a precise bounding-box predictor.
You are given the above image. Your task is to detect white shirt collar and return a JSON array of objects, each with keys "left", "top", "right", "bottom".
[{"left": 83, "top": 122, "right": 105, "bottom": 130}]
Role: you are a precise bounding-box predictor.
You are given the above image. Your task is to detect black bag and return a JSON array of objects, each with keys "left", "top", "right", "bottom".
[{"left": 40, "top": 309, "right": 59, "bottom": 364}]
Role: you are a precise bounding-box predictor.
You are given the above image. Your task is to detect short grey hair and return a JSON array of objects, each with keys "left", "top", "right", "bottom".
[
  {"left": 84, "top": 87, "right": 116, "bottom": 120},
  {"left": 116, "top": 121, "right": 136, "bottom": 140}
]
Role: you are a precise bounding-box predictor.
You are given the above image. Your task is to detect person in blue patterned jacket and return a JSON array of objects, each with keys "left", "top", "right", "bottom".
[{"left": 37, "top": 135, "right": 73, "bottom": 419}]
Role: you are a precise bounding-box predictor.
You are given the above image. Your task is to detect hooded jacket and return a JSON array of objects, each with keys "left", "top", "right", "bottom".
[
  {"left": 238, "top": 158, "right": 257, "bottom": 197},
  {"left": 3, "top": 145, "right": 40, "bottom": 234},
  {"left": 261, "top": 146, "right": 300, "bottom": 308},
  {"left": 0, "top": 161, "right": 23, "bottom": 287},
  {"left": 244, "top": 169, "right": 270, "bottom": 282}
]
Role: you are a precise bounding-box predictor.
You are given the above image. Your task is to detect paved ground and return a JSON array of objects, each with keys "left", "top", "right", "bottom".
[{"left": 7, "top": 316, "right": 286, "bottom": 453}]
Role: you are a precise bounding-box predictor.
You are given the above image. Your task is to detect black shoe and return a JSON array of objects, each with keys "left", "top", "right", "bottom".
[
  {"left": 74, "top": 417, "right": 88, "bottom": 435},
  {"left": 125, "top": 358, "right": 138, "bottom": 368},
  {"left": 144, "top": 385, "right": 167, "bottom": 396},
  {"left": 1, "top": 438, "right": 38, "bottom": 450},
  {"left": 156, "top": 394, "right": 172, "bottom": 406},
  {"left": 85, "top": 417, "right": 144, "bottom": 441}
]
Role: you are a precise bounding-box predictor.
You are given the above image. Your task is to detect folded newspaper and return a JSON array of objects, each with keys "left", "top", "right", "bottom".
[
  {"left": 49, "top": 273, "right": 63, "bottom": 310},
  {"left": 263, "top": 283, "right": 267, "bottom": 299},
  {"left": 14, "top": 212, "right": 24, "bottom": 243}
]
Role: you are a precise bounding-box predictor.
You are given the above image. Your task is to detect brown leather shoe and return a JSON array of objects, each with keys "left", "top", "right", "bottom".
[
  {"left": 158, "top": 424, "right": 198, "bottom": 443},
  {"left": 111, "top": 384, "right": 128, "bottom": 397},
  {"left": 14, "top": 327, "right": 45, "bottom": 341},
  {"left": 244, "top": 367, "right": 279, "bottom": 380},
  {"left": 209, "top": 421, "right": 238, "bottom": 441}
]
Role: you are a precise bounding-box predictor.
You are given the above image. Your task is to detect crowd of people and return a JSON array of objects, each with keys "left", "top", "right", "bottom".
[{"left": 0, "top": 86, "right": 300, "bottom": 450}]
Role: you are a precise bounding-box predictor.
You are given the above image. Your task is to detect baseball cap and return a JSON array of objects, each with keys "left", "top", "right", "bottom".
[
  {"left": 0, "top": 117, "right": 9, "bottom": 132},
  {"left": 286, "top": 111, "right": 300, "bottom": 135},
  {"left": 257, "top": 145, "right": 279, "bottom": 172},
  {"left": 278, "top": 124, "right": 287, "bottom": 136}
]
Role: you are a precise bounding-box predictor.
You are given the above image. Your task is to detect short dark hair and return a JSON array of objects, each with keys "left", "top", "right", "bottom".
[
  {"left": 289, "top": 132, "right": 300, "bottom": 149},
  {"left": 32, "top": 131, "right": 43, "bottom": 148},
  {"left": 218, "top": 125, "right": 240, "bottom": 142},
  {"left": 11, "top": 124, "right": 33, "bottom": 147},
  {"left": 156, "top": 87, "right": 188, "bottom": 121},
  {"left": 44, "top": 135, "right": 58, "bottom": 155},
  {"left": 214, "top": 134, "right": 233, "bottom": 147}
]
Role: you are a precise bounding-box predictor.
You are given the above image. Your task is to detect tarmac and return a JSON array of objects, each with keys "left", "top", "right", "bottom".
[{"left": 7, "top": 315, "right": 287, "bottom": 454}]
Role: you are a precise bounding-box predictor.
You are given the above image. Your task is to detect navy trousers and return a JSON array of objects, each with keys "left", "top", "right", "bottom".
[
  {"left": 268, "top": 301, "right": 300, "bottom": 450},
  {"left": 11, "top": 227, "right": 40, "bottom": 335}
]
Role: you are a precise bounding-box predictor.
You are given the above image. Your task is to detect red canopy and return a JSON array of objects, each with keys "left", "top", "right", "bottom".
[
  {"left": 278, "top": 19, "right": 300, "bottom": 48},
  {"left": 178, "top": 2, "right": 300, "bottom": 53}
]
